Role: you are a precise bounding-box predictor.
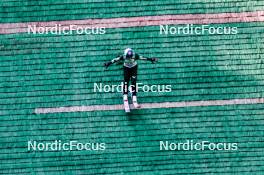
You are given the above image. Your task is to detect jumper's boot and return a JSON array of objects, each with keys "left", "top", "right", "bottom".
[
  {"left": 123, "top": 94, "right": 130, "bottom": 112},
  {"left": 132, "top": 96, "right": 141, "bottom": 108}
]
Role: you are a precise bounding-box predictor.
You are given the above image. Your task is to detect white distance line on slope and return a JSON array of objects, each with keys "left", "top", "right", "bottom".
[{"left": 35, "top": 98, "right": 264, "bottom": 114}]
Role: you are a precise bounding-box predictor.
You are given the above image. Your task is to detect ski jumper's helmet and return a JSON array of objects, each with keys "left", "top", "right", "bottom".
[{"left": 124, "top": 48, "right": 134, "bottom": 59}]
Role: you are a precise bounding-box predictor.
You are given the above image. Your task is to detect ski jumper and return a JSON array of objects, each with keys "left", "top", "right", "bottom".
[{"left": 105, "top": 49, "right": 155, "bottom": 96}]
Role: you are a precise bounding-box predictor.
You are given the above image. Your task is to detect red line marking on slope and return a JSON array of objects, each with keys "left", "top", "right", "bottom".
[{"left": 1, "top": 11, "right": 264, "bottom": 34}]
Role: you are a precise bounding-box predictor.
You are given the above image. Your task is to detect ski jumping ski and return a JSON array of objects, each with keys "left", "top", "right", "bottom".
[{"left": 123, "top": 94, "right": 141, "bottom": 113}]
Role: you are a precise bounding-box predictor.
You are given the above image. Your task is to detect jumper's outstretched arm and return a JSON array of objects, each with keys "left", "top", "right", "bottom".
[
  {"left": 138, "top": 55, "right": 158, "bottom": 63},
  {"left": 104, "top": 56, "right": 122, "bottom": 68}
]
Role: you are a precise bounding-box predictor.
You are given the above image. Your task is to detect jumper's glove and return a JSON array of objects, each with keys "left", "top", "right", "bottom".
[
  {"left": 150, "top": 58, "right": 158, "bottom": 63},
  {"left": 104, "top": 61, "right": 112, "bottom": 69}
]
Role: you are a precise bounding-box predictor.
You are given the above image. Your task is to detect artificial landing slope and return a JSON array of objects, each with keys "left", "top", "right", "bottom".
[{"left": 1, "top": 0, "right": 264, "bottom": 174}]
